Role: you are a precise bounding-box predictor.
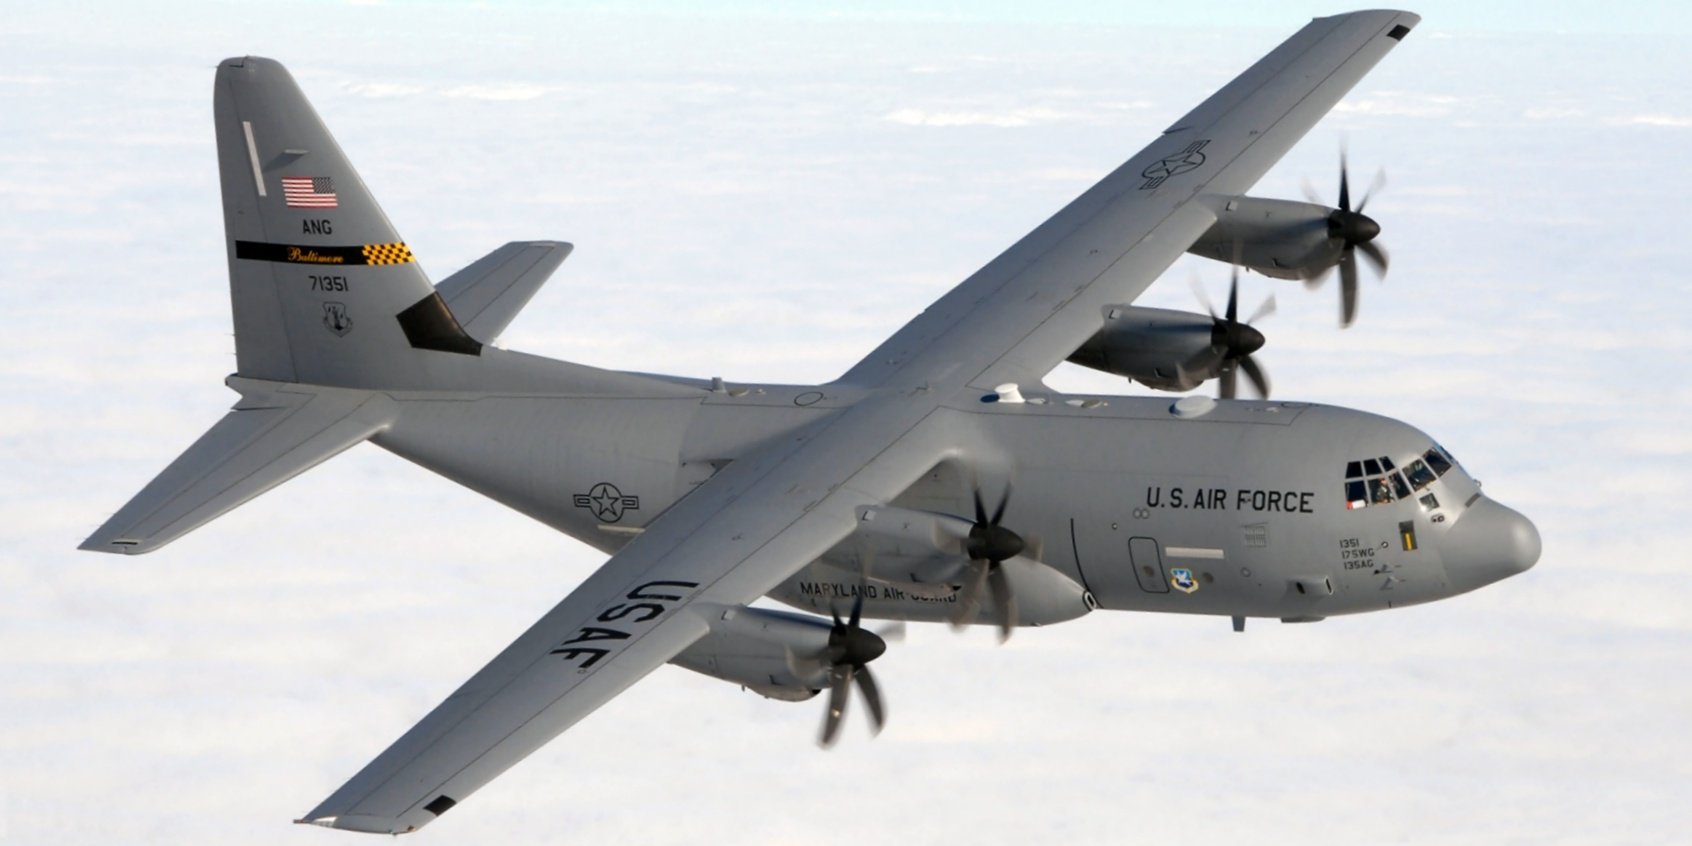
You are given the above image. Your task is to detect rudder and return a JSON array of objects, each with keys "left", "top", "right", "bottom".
[{"left": 215, "top": 56, "right": 479, "bottom": 389}]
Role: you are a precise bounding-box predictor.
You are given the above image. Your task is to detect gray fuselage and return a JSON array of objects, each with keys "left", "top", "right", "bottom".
[{"left": 370, "top": 381, "right": 1535, "bottom": 628}]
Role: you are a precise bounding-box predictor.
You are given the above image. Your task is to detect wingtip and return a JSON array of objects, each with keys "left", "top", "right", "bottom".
[
  {"left": 293, "top": 812, "right": 421, "bottom": 835},
  {"left": 77, "top": 535, "right": 145, "bottom": 555}
]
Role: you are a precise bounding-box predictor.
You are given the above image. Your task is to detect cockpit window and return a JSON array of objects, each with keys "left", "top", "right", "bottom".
[
  {"left": 1404, "top": 458, "right": 1437, "bottom": 490},
  {"left": 1423, "top": 447, "right": 1452, "bottom": 477},
  {"left": 1343, "top": 453, "right": 1441, "bottom": 511}
]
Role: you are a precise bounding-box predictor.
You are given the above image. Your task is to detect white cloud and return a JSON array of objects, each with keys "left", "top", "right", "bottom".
[
  {"left": 1611, "top": 113, "right": 1692, "bottom": 127},
  {"left": 440, "top": 82, "right": 553, "bottom": 101},
  {"left": 1333, "top": 92, "right": 1461, "bottom": 117},
  {"left": 341, "top": 81, "right": 425, "bottom": 98},
  {"left": 1523, "top": 106, "right": 1585, "bottom": 120},
  {"left": 882, "top": 106, "right": 1082, "bottom": 127}
]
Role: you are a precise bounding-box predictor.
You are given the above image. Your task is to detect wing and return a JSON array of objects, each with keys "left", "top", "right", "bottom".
[
  {"left": 299, "top": 400, "right": 960, "bottom": 834},
  {"left": 838, "top": 9, "right": 1419, "bottom": 390}
]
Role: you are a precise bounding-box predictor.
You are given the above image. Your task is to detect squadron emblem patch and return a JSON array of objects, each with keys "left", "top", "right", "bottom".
[
  {"left": 322, "top": 302, "right": 353, "bottom": 336},
  {"left": 1169, "top": 567, "right": 1199, "bottom": 594}
]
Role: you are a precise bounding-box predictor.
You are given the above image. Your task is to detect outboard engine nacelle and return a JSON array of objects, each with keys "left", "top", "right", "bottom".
[
  {"left": 669, "top": 605, "right": 837, "bottom": 700},
  {"left": 1188, "top": 195, "right": 1338, "bottom": 279}
]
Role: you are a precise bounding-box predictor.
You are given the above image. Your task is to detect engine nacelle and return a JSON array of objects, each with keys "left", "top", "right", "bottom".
[
  {"left": 668, "top": 605, "right": 833, "bottom": 701},
  {"left": 1188, "top": 195, "right": 1339, "bottom": 279},
  {"left": 1067, "top": 306, "right": 1222, "bottom": 391}
]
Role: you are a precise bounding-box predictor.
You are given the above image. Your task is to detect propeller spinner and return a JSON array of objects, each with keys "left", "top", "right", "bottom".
[
  {"left": 1185, "top": 265, "right": 1275, "bottom": 400},
  {"left": 949, "top": 486, "right": 1032, "bottom": 642}
]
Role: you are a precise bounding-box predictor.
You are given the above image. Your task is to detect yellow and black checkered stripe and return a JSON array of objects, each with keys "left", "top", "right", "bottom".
[
  {"left": 362, "top": 242, "right": 415, "bottom": 265},
  {"left": 234, "top": 240, "right": 416, "bottom": 266}
]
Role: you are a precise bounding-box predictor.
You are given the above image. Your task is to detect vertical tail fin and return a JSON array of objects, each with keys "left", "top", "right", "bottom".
[{"left": 215, "top": 56, "right": 479, "bottom": 388}]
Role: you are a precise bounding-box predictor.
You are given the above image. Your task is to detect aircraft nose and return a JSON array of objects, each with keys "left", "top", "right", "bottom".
[{"left": 1443, "top": 497, "right": 1540, "bottom": 592}]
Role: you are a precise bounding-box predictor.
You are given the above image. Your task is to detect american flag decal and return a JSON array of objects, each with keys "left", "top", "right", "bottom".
[{"left": 281, "top": 176, "right": 338, "bottom": 209}]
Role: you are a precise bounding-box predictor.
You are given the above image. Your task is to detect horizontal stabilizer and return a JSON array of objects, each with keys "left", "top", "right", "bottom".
[
  {"left": 435, "top": 241, "right": 572, "bottom": 343},
  {"left": 80, "top": 379, "right": 396, "bottom": 555}
]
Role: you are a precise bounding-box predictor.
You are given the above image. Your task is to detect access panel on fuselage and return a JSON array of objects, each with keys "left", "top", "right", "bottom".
[{"left": 1128, "top": 536, "right": 1170, "bottom": 593}]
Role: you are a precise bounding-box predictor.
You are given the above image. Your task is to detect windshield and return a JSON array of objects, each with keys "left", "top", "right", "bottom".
[{"left": 1343, "top": 446, "right": 1461, "bottom": 511}]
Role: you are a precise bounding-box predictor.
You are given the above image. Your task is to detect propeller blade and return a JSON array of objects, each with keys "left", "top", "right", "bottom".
[
  {"left": 848, "top": 590, "right": 864, "bottom": 630},
  {"left": 876, "top": 621, "right": 907, "bottom": 643},
  {"left": 819, "top": 664, "right": 853, "bottom": 748},
  {"left": 1245, "top": 294, "right": 1277, "bottom": 326},
  {"left": 1179, "top": 345, "right": 1227, "bottom": 384},
  {"left": 1356, "top": 167, "right": 1387, "bottom": 214},
  {"left": 988, "top": 485, "right": 1011, "bottom": 527},
  {"left": 949, "top": 561, "right": 990, "bottom": 629},
  {"left": 1339, "top": 250, "right": 1360, "bottom": 328},
  {"left": 1338, "top": 150, "right": 1351, "bottom": 212},
  {"left": 1239, "top": 354, "right": 1271, "bottom": 399},
  {"left": 1357, "top": 239, "right": 1390, "bottom": 277},
  {"left": 972, "top": 489, "right": 987, "bottom": 527},
  {"left": 854, "top": 665, "right": 886, "bottom": 734},
  {"left": 988, "top": 563, "right": 1017, "bottom": 643},
  {"left": 1189, "top": 271, "right": 1217, "bottom": 319},
  {"left": 1225, "top": 265, "right": 1240, "bottom": 324},
  {"left": 1301, "top": 177, "right": 1323, "bottom": 206},
  {"left": 1218, "top": 366, "right": 1238, "bottom": 400}
]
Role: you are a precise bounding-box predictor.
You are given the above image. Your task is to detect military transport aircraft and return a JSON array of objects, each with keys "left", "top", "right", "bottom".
[{"left": 81, "top": 9, "right": 1540, "bottom": 835}]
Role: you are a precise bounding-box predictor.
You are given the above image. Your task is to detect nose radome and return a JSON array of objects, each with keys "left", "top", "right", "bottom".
[{"left": 1444, "top": 497, "right": 1541, "bottom": 592}]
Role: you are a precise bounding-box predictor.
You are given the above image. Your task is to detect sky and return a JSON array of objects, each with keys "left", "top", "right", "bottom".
[{"left": 3, "top": 1, "right": 1690, "bottom": 843}]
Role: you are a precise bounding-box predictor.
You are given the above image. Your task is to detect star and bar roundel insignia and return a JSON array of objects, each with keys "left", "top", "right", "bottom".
[
  {"left": 1139, "top": 139, "right": 1210, "bottom": 189},
  {"left": 573, "top": 482, "right": 641, "bottom": 523}
]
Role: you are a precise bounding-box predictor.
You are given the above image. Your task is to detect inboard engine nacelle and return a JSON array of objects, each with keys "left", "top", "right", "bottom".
[{"left": 1067, "top": 306, "right": 1256, "bottom": 392}]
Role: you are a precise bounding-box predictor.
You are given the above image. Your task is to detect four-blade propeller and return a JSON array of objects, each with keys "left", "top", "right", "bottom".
[
  {"left": 1303, "top": 149, "right": 1390, "bottom": 327},
  {"left": 1186, "top": 264, "right": 1275, "bottom": 399},
  {"left": 792, "top": 590, "right": 905, "bottom": 748},
  {"left": 948, "top": 486, "right": 1030, "bottom": 643}
]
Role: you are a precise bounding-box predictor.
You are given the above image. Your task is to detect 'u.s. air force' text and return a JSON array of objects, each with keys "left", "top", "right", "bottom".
[{"left": 1145, "top": 486, "right": 1315, "bottom": 514}]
